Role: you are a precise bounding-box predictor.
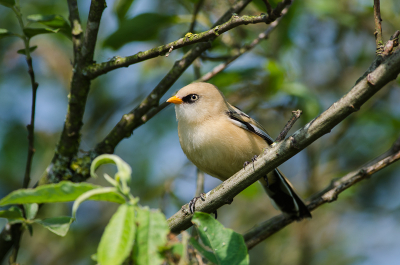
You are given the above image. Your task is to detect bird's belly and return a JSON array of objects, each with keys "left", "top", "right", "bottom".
[{"left": 179, "top": 124, "right": 267, "bottom": 181}]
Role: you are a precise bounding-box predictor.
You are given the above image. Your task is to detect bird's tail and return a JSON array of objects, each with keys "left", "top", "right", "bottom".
[{"left": 259, "top": 168, "right": 312, "bottom": 220}]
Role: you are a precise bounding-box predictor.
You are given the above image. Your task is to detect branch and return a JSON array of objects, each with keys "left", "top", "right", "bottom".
[
  {"left": 197, "top": 11, "right": 286, "bottom": 82},
  {"left": 244, "top": 135, "right": 400, "bottom": 249},
  {"left": 373, "top": 0, "right": 383, "bottom": 49},
  {"left": 274, "top": 109, "right": 302, "bottom": 143},
  {"left": 166, "top": 47, "right": 400, "bottom": 234},
  {"left": 85, "top": 0, "right": 292, "bottom": 79},
  {"left": 41, "top": 0, "right": 106, "bottom": 185},
  {"left": 261, "top": 0, "right": 273, "bottom": 15}
]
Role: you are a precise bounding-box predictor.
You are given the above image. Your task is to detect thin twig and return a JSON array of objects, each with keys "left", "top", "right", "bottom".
[
  {"left": 188, "top": 0, "right": 205, "bottom": 33},
  {"left": 85, "top": 0, "right": 293, "bottom": 79},
  {"left": 244, "top": 135, "right": 400, "bottom": 249},
  {"left": 274, "top": 110, "right": 302, "bottom": 143},
  {"left": 261, "top": 0, "right": 273, "bottom": 14},
  {"left": 195, "top": 169, "right": 205, "bottom": 197},
  {"left": 197, "top": 12, "right": 286, "bottom": 82},
  {"left": 373, "top": 0, "right": 383, "bottom": 50}
]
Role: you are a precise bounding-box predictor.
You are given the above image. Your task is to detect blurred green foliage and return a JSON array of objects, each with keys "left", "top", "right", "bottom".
[{"left": 0, "top": 0, "right": 400, "bottom": 264}]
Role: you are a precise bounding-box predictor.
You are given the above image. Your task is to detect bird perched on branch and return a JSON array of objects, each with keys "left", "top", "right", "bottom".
[{"left": 167, "top": 82, "right": 311, "bottom": 220}]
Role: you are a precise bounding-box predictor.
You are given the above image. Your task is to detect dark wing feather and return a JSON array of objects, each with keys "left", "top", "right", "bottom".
[{"left": 226, "top": 103, "right": 274, "bottom": 144}]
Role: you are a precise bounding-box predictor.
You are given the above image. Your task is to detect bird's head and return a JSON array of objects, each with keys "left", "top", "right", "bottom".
[{"left": 167, "top": 82, "right": 228, "bottom": 124}]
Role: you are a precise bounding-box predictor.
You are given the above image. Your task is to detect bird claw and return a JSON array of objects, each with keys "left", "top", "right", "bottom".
[
  {"left": 243, "top": 155, "right": 258, "bottom": 170},
  {"left": 188, "top": 193, "right": 206, "bottom": 214}
]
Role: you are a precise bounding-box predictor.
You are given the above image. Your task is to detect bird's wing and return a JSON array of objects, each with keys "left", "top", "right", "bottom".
[{"left": 226, "top": 103, "right": 274, "bottom": 145}]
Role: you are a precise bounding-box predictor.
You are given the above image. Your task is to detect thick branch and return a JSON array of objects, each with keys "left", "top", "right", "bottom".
[
  {"left": 43, "top": 0, "right": 106, "bottom": 185},
  {"left": 85, "top": 0, "right": 292, "bottom": 79},
  {"left": 167, "top": 47, "right": 400, "bottom": 234},
  {"left": 244, "top": 135, "right": 400, "bottom": 249}
]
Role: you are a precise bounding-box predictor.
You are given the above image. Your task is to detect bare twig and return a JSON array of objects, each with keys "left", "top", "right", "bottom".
[
  {"left": 373, "top": 0, "right": 383, "bottom": 50},
  {"left": 261, "top": 0, "right": 273, "bottom": 14},
  {"left": 85, "top": 0, "right": 293, "bottom": 79},
  {"left": 195, "top": 169, "right": 205, "bottom": 197},
  {"left": 197, "top": 12, "right": 285, "bottom": 82},
  {"left": 166, "top": 47, "right": 400, "bottom": 233},
  {"left": 188, "top": 0, "right": 205, "bottom": 33},
  {"left": 244, "top": 135, "right": 400, "bottom": 249},
  {"left": 382, "top": 30, "right": 400, "bottom": 57},
  {"left": 274, "top": 110, "right": 302, "bottom": 143}
]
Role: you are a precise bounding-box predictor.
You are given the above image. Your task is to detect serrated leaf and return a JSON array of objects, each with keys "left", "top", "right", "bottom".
[
  {"left": 17, "top": 46, "right": 38, "bottom": 55},
  {"left": 114, "top": 0, "right": 135, "bottom": 21},
  {"left": 0, "top": 28, "right": 17, "bottom": 39},
  {"left": 23, "top": 203, "right": 38, "bottom": 220},
  {"left": 27, "top": 14, "right": 71, "bottom": 39},
  {"left": 191, "top": 212, "right": 249, "bottom": 265},
  {"left": 23, "top": 27, "right": 59, "bottom": 38},
  {"left": 0, "top": 0, "right": 15, "bottom": 8},
  {"left": 103, "top": 13, "right": 177, "bottom": 49},
  {"left": 132, "top": 207, "right": 169, "bottom": 265},
  {"left": 97, "top": 204, "right": 136, "bottom": 265},
  {"left": 0, "top": 206, "right": 24, "bottom": 222},
  {"left": 34, "top": 216, "right": 73, "bottom": 236},
  {"left": 0, "top": 181, "right": 125, "bottom": 206},
  {"left": 72, "top": 187, "right": 121, "bottom": 219}
]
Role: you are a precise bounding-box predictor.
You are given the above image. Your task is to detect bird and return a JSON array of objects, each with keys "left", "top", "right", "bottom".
[{"left": 166, "top": 82, "right": 311, "bottom": 220}]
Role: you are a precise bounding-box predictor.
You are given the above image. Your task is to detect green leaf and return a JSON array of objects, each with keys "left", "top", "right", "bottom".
[
  {"left": 97, "top": 204, "right": 136, "bottom": 265},
  {"left": 72, "top": 187, "right": 122, "bottom": 219},
  {"left": 23, "top": 27, "right": 59, "bottom": 38},
  {"left": 103, "top": 13, "right": 177, "bottom": 49},
  {"left": 132, "top": 207, "right": 169, "bottom": 265},
  {"left": 0, "top": 206, "right": 24, "bottom": 223},
  {"left": 114, "top": 0, "right": 135, "bottom": 21},
  {"left": 27, "top": 14, "right": 71, "bottom": 39},
  {"left": 0, "top": 181, "right": 125, "bottom": 206},
  {"left": 17, "top": 46, "right": 38, "bottom": 55},
  {"left": 91, "top": 154, "right": 132, "bottom": 183},
  {"left": 0, "top": 28, "right": 17, "bottom": 39},
  {"left": 91, "top": 154, "right": 132, "bottom": 194},
  {"left": 34, "top": 216, "right": 73, "bottom": 237},
  {"left": 191, "top": 212, "right": 249, "bottom": 265},
  {"left": 23, "top": 203, "right": 38, "bottom": 220},
  {"left": 0, "top": 0, "right": 15, "bottom": 8}
]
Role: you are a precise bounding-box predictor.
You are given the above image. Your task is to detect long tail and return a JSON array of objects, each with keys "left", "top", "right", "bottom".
[{"left": 259, "top": 168, "right": 311, "bottom": 220}]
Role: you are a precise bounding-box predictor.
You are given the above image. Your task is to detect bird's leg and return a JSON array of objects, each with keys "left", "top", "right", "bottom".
[{"left": 188, "top": 193, "right": 206, "bottom": 214}]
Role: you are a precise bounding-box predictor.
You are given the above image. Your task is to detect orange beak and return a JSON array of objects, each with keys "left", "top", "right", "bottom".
[{"left": 166, "top": 95, "right": 183, "bottom": 104}]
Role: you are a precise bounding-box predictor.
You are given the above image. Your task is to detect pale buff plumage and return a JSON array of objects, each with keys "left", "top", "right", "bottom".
[{"left": 167, "top": 82, "right": 311, "bottom": 219}]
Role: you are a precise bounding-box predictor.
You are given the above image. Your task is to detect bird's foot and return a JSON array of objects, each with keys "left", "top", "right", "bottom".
[
  {"left": 243, "top": 155, "right": 258, "bottom": 170},
  {"left": 188, "top": 193, "right": 206, "bottom": 214}
]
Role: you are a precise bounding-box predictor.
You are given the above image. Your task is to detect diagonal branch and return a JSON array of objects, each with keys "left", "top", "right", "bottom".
[
  {"left": 85, "top": 0, "right": 293, "bottom": 79},
  {"left": 167, "top": 46, "right": 400, "bottom": 234},
  {"left": 244, "top": 135, "right": 400, "bottom": 249}
]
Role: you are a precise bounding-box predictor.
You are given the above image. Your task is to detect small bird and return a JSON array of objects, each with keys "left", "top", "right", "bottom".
[{"left": 167, "top": 82, "right": 311, "bottom": 220}]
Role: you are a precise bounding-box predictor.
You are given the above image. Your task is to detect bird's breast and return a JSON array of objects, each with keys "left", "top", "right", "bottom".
[{"left": 178, "top": 118, "right": 268, "bottom": 181}]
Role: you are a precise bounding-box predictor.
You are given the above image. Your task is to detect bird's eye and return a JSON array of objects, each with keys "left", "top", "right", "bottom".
[
  {"left": 182, "top": 94, "right": 199, "bottom": 103},
  {"left": 191, "top": 94, "right": 199, "bottom": 101}
]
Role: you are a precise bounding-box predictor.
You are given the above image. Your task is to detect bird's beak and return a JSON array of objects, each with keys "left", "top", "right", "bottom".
[{"left": 167, "top": 95, "right": 183, "bottom": 104}]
